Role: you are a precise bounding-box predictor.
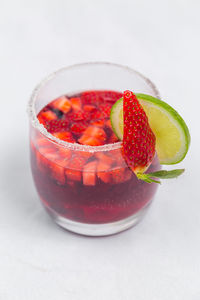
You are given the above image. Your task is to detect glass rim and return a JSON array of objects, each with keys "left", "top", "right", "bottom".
[{"left": 27, "top": 61, "right": 160, "bottom": 152}]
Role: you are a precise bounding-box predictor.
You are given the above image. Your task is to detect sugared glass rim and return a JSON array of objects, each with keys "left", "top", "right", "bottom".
[{"left": 27, "top": 62, "right": 160, "bottom": 152}]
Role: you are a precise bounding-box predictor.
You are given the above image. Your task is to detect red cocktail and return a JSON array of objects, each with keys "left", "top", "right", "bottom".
[{"left": 28, "top": 63, "right": 160, "bottom": 235}]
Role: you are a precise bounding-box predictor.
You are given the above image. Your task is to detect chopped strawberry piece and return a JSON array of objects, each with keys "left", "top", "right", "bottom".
[
  {"left": 78, "top": 136, "right": 103, "bottom": 146},
  {"left": 76, "top": 151, "right": 93, "bottom": 161},
  {"left": 105, "top": 119, "right": 112, "bottom": 129},
  {"left": 78, "top": 126, "right": 106, "bottom": 146},
  {"left": 52, "top": 96, "right": 71, "bottom": 113},
  {"left": 81, "top": 91, "right": 99, "bottom": 105},
  {"left": 97, "top": 161, "right": 112, "bottom": 183},
  {"left": 36, "top": 151, "right": 48, "bottom": 172},
  {"left": 111, "top": 168, "right": 125, "bottom": 184},
  {"left": 100, "top": 91, "right": 122, "bottom": 103},
  {"left": 38, "top": 110, "right": 57, "bottom": 125},
  {"left": 99, "top": 103, "right": 112, "bottom": 118},
  {"left": 65, "top": 156, "right": 86, "bottom": 181},
  {"left": 124, "top": 169, "right": 132, "bottom": 181},
  {"left": 50, "top": 163, "right": 65, "bottom": 185},
  {"left": 108, "top": 133, "right": 119, "bottom": 143},
  {"left": 70, "top": 97, "right": 82, "bottom": 111},
  {"left": 90, "top": 120, "right": 105, "bottom": 127},
  {"left": 95, "top": 152, "right": 113, "bottom": 166},
  {"left": 108, "top": 149, "right": 126, "bottom": 168},
  {"left": 45, "top": 120, "right": 69, "bottom": 133},
  {"left": 83, "top": 105, "right": 96, "bottom": 112},
  {"left": 52, "top": 131, "right": 75, "bottom": 142},
  {"left": 68, "top": 111, "right": 85, "bottom": 122},
  {"left": 82, "top": 126, "right": 106, "bottom": 141},
  {"left": 58, "top": 148, "right": 72, "bottom": 160},
  {"left": 111, "top": 168, "right": 132, "bottom": 184},
  {"left": 91, "top": 110, "right": 105, "bottom": 120},
  {"left": 83, "top": 161, "right": 97, "bottom": 186},
  {"left": 65, "top": 169, "right": 82, "bottom": 182},
  {"left": 70, "top": 122, "right": 88, "bottom": 136},
  {"left": 36, "top": 148, "right": 58, "bottom": 172}
]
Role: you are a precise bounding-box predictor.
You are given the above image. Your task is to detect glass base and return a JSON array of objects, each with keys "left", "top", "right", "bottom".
[{"left": 45, "top": 201, "right": 153, "bottom": 236}]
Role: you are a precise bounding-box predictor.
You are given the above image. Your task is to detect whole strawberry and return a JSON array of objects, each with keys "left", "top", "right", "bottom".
[{"left": 123, "top": 90, "right": 156, "bottom": 174}]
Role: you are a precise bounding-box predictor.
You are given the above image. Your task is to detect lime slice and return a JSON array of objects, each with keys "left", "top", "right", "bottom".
[{"left": 110, "top": 94, "right": 190, "bottom": 164}]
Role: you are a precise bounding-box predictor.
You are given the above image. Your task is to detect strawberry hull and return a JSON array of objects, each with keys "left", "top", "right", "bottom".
[{"left": 30, "top": 144, "right": 159, "bottom": 224}]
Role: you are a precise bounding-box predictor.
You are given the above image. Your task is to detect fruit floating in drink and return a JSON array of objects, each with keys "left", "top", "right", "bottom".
[{"left": 28, "top": 64, "right": 190, "bottom": 236}]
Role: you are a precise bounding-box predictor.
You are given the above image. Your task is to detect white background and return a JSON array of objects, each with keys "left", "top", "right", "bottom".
[{"left": 0, "top": 0, "right": 200, "bottom": 299}]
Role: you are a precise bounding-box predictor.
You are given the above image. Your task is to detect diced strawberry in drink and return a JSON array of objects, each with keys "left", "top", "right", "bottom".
[
  {"left": 36, "top": 148, "right": 58, "bottom": 173},
  {"left": 68, "top": 111, "right": 85, "bottom": 122},
  {"left": 65, "top": 169, "right": 82, "bottom": 182},
  {"left": 52, "top": 96, "right": 71, "bottom": 113},
  {"left": 91, "top": 110, "right": 105, "bottom": 120},
  {"left": 45, "top": 119, "right": 69, "bottom": 133},
  {"left": 70, "top": 97, "right": 82, "bottom": 111},
  {"left": 70, "top": 122, "right": 88, "bottom": 136},
  {"left": 80, "top": 126, "right": 106, "bottom": 142},
  {"left": 36, "top": 137, "right": 52, "bottom": 148},
  {"left": 65, "top": 156, "right": 86, "bottom": 182},
  {"left": 108, "top": 133, "right": 119, "bottom": 143},
  {"left": 90, "top": 120, "right": 105, "bottom": 127},
  {"left": 78, "top": 126, "right": 106, "bottom": 146},
  {"left": 38, "top": 110, "right": 57, "bottom": 125},
  {"left": 52, "top": 131, "right": 75, "bottom": 142},
  {"left": 76, "top": 151, "right": 93, "bottom": 161},
  {"left": 83, "top": 161, "right": 97, "bottom": 186},
  {"left": 95, "top": 152, "right": 113, "bottom": 166},
  {"left": 36, "top": 151, "right": 48, "bottom": 172},
  {"left": 50, "top": 163, "right": 65, "bottom": 185},
  {"left": 105, "top": 119, "right": 112, "bottom": 129},
  {"left": 111, "top": 169, "right": 124, "bottom": 184},
  {"left": 111, "top": 168, "right": 132, "bottom": 184},
  {"left": 78, "top": 136, "right": 104, "bottom": 146},
  {"left": 97, "top": 161, "right": 112, "bottom": 183},
  {"left": 108, "top": 149, "right": 126, "bottom": 168},
  {"left": 99, "top": 103, "right": 111, "bottom": 118},
  {"left": 58, "top": 148, "right": 72, "bottom": 160},
  {"left": 81, "top": 91, "right": 99, "bottom": 105},
  {"left": 83, "top": 105, "right": 96, "bottom": 112},
  {"left": 124, "top": 169, "right": 132, "bottom": 181}
]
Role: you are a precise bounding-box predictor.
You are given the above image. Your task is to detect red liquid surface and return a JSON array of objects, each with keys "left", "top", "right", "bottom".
[{"left": 30, "top": 90, "right": 159, "bottom": 224}]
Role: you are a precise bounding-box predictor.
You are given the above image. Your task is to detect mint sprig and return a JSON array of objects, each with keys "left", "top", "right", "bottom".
[{"left": 137, "top": 169, "right": 185, "bottom": 184}]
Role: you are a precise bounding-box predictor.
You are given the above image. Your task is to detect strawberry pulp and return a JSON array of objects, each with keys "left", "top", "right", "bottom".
[{"left": 30, "top": 90, "right": 160, "bottom": 224}]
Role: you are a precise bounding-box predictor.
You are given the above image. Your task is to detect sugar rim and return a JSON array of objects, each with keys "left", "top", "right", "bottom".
[{"left": 27, "top": 62, "right": 160, "bottom": 152}]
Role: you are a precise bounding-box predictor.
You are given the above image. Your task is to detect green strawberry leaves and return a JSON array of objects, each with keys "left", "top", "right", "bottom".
[{"left": 137, "top": 169, "right": 185, "bottom": 184}]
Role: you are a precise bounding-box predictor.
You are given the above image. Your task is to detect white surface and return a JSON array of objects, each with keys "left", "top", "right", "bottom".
[{"left": 0, "top": 0, "right": 200, "bottom": 299}]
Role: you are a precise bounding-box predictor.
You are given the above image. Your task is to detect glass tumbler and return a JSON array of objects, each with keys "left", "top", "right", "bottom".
[{"left": 28, "top": 62, "right": 160, "bottom": 236}]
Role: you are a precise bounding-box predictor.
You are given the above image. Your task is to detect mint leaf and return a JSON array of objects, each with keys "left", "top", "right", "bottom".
[
  {"left": 148, "top": 169, "right": 185, "bottom": 179},
  {"left": 137, "top": 169, "right": 185, "bottom": 184}
]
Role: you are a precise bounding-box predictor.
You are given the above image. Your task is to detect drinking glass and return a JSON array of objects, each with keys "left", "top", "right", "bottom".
[{"left": 28, "top": 62, "right": 160, "bottom": 236}]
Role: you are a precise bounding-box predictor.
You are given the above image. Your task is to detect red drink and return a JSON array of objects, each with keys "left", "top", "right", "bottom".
[
  {"left": 30, "top": 90, "right": 159, "bottom": 225},
  {"left": 28, "top": 62, "right": 161, "bottom": 235}
]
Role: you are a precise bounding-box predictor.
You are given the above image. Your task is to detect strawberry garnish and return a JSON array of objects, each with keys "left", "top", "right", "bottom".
[
  {"left": 121, "top": 91, "right": 185, "bottom": 183},
  {"left": 122, "top": 90, "right": 156, "bottom": 174}
]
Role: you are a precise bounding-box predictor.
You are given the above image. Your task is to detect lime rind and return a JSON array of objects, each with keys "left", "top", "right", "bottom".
[
  {"left": 110, "top": 97, "right": 123, "bottom": 140},
  {"left": 136, "top": 93, "right": 190, "bottom": 164},
  {"left": 110, "top": 94, "right": 190, "bottom": 165}
]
